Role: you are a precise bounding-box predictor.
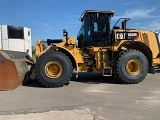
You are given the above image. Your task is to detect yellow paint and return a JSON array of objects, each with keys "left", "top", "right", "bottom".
[
  {"left": 139, "top": 30, "right": 159, "bottom": 58},
  {"left": 45, "top": 61, "right": 62, "bottom": 78},
  {"left": 125, "top": 59, "right": 141, "bottom": 76},
  {"left": 78, "top": 63, "right": 88, "bottom": 71},
  {"left": 153, "top": 58, "right": 160, "bottom": 64},
  {"left": 57, "top": 37, "right": 84, "bottom": 63},
  {"left": 35, "top": 40, "right": 44, "bottom": 57}
]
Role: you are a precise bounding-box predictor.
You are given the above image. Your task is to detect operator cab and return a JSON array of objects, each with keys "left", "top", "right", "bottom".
[{"left": 77, "top": 10, "right": 114, "bottom": 48}]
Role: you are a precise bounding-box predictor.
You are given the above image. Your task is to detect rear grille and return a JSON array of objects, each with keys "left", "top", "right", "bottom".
[{"left": 142, "top": 33, "right": 149, "bottom": 47}]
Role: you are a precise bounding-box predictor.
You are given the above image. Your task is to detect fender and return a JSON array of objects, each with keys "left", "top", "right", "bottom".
[{"left": 117, "top": 41, "right": 154, "bottom": 74}]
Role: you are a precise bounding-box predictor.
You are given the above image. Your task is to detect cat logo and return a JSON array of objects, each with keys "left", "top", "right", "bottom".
[{"left": 116, "top": 33, "right": 125, "bottom": 39}]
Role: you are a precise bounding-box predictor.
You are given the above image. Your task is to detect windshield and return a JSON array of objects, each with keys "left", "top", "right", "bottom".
[
  {"left": 77, "top": 14, "right": 91, "bottom": 41},
  {"left": 93, "top": 14, "right": 110, "bottom": 32}
]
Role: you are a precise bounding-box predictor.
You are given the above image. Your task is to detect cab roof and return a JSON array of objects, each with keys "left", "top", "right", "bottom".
[{"left": 80, "top": 10, "right": 115, "bottom": 21}]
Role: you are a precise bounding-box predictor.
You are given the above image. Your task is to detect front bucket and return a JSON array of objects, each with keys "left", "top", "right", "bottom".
[{"left": 0, "top": 50, "right": 33, "bottom": 90}]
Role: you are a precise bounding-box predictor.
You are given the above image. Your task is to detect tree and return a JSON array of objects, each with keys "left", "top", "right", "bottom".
[{"left": 32, "top": 46, "right": 36, "bottom": 55}]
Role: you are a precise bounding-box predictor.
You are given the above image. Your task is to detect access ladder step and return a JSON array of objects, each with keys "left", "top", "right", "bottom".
[{"left": 103, "top": 67, "right": 112, "bottom": 76}]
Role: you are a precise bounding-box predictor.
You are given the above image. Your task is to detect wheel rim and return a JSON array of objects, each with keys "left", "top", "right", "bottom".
[
  {"left": 125, "top": 59, "right": 141, "bottom": 76},
  {"left": 45, "top": 61, "right": 62, "bottom": 78}
]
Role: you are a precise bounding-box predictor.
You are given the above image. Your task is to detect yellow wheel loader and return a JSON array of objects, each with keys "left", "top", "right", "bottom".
[{"left": 34, "top": 10, "right": 160, "bottom": 88}]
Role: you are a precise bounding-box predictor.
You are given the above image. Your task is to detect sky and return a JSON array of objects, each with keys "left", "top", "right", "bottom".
[{"left": 0, "top": 0, "right": 160, "bottom": 46}]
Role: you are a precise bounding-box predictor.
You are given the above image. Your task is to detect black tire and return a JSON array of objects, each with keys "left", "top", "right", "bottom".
[
  {"left": 35, "top": 50, "right": 72, "bottom": 87},
  {"left": 113, "top": 49, "right": 148, "bottom": 84},
  {"left": 22, "top": 71, "right": 32, "bottom": 86},
  {"left": 22, "top": 65, "right": 35, "bottom": 86}
]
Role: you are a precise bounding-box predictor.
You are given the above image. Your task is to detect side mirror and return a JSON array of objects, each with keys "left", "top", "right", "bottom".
[
  {"left": 63, "top": 29, "right": 68, "bottom": 39},
  {"left": 63, "top": 29, "right": 69, "bottom": 45}
]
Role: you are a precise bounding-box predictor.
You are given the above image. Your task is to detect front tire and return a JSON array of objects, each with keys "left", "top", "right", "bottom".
[
  {"left": 36, "top": 51, "right": 72, "bottom": 87},
  {"left": 113, "top": 49, "right": 148, "bottom": 84}
]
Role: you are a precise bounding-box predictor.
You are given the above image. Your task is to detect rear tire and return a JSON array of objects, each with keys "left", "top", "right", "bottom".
[
  {"left": 113, "top": 49, "right": 148, "bottom": 84},
  {"left": 35, "top": 50, "right": 72, "bottom": 87}
]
